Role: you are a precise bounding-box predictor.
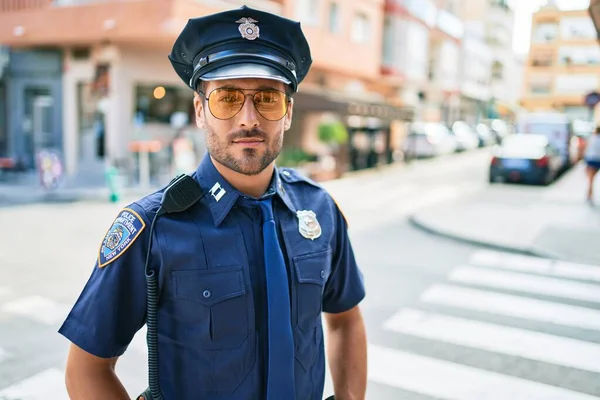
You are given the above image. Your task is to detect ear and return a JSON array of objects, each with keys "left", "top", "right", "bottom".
[
  {"left": 284, "top": 97, "right": 294, "bottom": 131},
  {"left": 193, "top": 92, "right": 206, "bottom": 128}
]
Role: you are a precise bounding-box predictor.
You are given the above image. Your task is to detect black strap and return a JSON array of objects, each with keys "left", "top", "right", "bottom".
[{"left": 136, "top": 387, "right": 154, "bottom": 400}]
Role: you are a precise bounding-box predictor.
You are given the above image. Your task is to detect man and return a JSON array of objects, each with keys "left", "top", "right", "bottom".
[{"left": 59, "top": 6, "right": 367, "bottom": 400}]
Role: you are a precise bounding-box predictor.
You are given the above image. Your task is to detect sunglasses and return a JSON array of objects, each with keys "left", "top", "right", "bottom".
[{"left": 199, "top": 87, "right": 291, "bottom": 121}]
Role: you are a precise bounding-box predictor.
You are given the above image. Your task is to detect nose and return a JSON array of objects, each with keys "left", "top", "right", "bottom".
[{"left": 238, "top": 94, "right": 260, "bottom": 128}]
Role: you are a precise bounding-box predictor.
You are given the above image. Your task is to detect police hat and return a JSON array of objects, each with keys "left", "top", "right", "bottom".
[{"left": 168, "top": 5, "right": 312, "bottom": 93}]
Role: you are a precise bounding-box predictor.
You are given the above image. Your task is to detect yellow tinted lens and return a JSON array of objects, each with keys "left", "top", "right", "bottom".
[
  {"left": 254, "top": 90, "right": 287, "bottom": 120},
  {"left": 209, "top": 88, "right": 245, "bottom": 119}
]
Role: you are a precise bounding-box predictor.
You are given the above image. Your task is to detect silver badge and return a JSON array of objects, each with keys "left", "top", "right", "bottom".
[
  {"left": 236, "top": 17, "right": 260, "bottom": 40},
  {"left": 296, "top": 210, "right": 322, "bottom": 240}
]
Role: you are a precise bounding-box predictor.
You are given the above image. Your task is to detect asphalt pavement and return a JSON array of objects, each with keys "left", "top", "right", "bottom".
[{"left": 1, "top": 148, "right": 600, "bottom": 399}]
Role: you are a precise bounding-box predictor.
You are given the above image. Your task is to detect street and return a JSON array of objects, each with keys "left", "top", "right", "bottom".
[{"left": 1, "top": 149, "right": 600, "bottom": 399}]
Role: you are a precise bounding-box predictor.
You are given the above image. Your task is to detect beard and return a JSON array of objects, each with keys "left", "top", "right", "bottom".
[{"left": 203, "top": 120, "right": 283, "bottom": 176}]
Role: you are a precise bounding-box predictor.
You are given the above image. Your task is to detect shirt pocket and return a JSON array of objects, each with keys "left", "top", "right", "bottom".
[
  {"left": 293, "top": 249, "right": 331, "bottom": 333},
  {"left": 172, "top": 265, "right": 251, "bottom": 349}
]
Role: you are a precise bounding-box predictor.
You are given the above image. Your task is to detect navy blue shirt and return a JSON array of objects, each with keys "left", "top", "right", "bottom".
[{"left": 59, "top": 154, "right": 366, "bottom": 400}]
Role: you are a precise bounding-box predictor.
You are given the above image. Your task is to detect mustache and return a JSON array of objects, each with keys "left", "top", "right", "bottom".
[{"left": 228, "top": 128, "right": 268, "bottom": 141}]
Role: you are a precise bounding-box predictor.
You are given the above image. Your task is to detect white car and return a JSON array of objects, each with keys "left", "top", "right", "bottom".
[
  {"left": 451, "top": 121, "right": 480, "bottom": 151},
  {"left": 403, "top": 122, "right": 458, "bottom": 158}
]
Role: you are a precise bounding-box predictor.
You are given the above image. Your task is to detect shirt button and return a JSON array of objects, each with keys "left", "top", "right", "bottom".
[
  {"left": 282, "top": 170, "right": 291, "bottom": 176},
  {"left": 203, "top": 290, "right": 211, "bottom": 299},
  {"left": 320, "top": 270, "right": 325, "bottom": 279}
]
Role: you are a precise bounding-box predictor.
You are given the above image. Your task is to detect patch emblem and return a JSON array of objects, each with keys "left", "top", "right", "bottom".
[
  {"left": 296, "top": 210, "right": 322, "bottom": 240},
  {"left": 236, "top": 17, "right": 260, "bottom": 40},
  {"left": 98, "top": 208, "right": 146, "bottom": 268}
]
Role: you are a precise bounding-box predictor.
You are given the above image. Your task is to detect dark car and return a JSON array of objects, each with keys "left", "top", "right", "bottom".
[{"left": 489, "top": 134, "right": 565, "bottom": 185}]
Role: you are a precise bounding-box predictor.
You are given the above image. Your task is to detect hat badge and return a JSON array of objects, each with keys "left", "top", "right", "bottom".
[
  {"left": 236, "top": 17, "right": 260, "bottom": 40},
  {"left": 296, "top": 210, "right": 322, "bottom": 240}
]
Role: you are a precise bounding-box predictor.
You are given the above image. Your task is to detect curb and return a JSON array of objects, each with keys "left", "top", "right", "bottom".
[{"left": 407, "top": 213, "right": 562, "bottom": 261}]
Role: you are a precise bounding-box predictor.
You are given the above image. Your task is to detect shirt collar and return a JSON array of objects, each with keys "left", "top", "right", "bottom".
[{"left": 194, "top": 154, "right": 296, "bottom": 226}]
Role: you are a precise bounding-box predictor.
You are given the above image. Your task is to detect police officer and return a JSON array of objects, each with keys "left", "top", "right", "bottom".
[{"left": 59, "top": 5, "right": 367, "bottom": 400}]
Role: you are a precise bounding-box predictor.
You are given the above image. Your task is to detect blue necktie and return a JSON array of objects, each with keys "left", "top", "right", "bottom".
[{"left": 259, "top": 197, "right": 296, "bottom": 399}]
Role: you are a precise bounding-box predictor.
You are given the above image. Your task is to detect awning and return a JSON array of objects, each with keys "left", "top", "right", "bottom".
[{"left": 293, "top": 87, "right": 414, "bottom": 122}]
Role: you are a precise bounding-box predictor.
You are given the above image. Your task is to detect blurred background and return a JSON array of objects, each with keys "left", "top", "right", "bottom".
[
  {"left": 2, "top": 1, "right": 600, "bottom": 400},
  {"left": 0, "top": 0, "right": 597, "bottom": 186}
]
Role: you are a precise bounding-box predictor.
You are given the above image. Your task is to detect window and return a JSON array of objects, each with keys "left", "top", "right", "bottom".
[
  {"left": 560, "top": 17, "right": 596, "bottom": 40},
  {"left": 558, "top": 46, "right": 600, "bottom": 66},
  {"left": 351, "top": 12, "right": 370, "bottom": 44},
  {"left": 555, "top": 74, "right": 599, "bottom": 95},
  {"left": 295, "top": 0, "right": 320, "bottom": 26},
  {"left": 490, "top": 0, "right": 509, "bottom": 11},
  {"left": 491, "top": 60, "right": 503, "bottom": 80},
  {"left": 382, "top": 17, "right": 394, "bottom": 66},
  {"left": 0, "top": 82, "right": 5, "bottom": 156},
  {"left": 134, "top": 85, "right": 193, "bottom": 125},
  {"left": 530, "top": 49, "right": 554, "bottom": 67},
  {"left": 528, "top": 75, "right": 553, "bottom": 95},
  {"left": 328, "top": 2, "right": 341, "bottom": 34},
  {"left": 533, "top": 23, "right": 558, "bottom": 43}
]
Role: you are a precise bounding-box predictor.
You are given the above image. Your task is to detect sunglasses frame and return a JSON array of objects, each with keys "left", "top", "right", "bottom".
[{"left": 198, "top": 87, "right": 292, "bottom": 121}]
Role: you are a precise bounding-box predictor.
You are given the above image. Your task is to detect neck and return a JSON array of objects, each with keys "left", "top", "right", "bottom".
[{"left": 210, "top": 156, "right": 274, "bottom": 198}]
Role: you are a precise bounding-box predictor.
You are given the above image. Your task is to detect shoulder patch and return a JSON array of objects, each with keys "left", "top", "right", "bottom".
[
  {"left": 279, "top": 168, "right": 321, "bottom": 188},
  {"left": 98, "top": 208, "right": 146, "bottom": 268}
]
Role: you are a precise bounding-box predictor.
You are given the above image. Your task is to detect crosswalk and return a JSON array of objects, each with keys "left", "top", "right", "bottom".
[
  {"left": 367, "top": 250, "right": 600, "bottom": 399},
  {"left": 1, "top": 250, "right": 600, "bottom": 399}
]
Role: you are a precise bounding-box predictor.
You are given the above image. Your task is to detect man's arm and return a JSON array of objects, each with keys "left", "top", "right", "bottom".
[
  {"left": 65, "top": 343, "right": 129, "bottom": 400},
  {"left": 324, "top": 305, "right": 367, "bottom": 400}
]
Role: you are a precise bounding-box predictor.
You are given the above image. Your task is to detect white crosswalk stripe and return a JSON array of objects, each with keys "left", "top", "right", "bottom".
[
  {"left": 368, "top": 344, "right": 600, "bottom": 400},
  {"left": 383, "top": 308, "right": 600, "bottom": 374},
  {"left": 449, "top": 265, "right": 600, "bottom": 303},
  {"left": 368, "top": 251, "right": 600, "bottom": 398},
  {"left": 420, "top": 284, "right": 600, "bottom": 331},
  {"left": 470, "top": 250, "right": 600, "bottom": 282}
]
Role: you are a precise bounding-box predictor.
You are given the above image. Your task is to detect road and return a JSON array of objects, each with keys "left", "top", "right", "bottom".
[{"left": 1, "top": 149, "right": 599, "bottom": 399}]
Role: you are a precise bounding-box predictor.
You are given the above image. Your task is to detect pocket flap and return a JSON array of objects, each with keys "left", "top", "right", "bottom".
[
  {"left": 173, "top": 266, "right": 246, "bottom": 306},
  {"left": 293, "top": 249, "right": 331, "bottom": 285}
]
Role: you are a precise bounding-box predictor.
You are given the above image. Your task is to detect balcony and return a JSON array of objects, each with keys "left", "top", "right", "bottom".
[{"left": 0, "top": 0, "right": 283, "bottom": 47}]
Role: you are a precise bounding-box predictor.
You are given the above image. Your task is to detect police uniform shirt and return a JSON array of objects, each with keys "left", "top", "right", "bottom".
[{"left": 59, "top": 154, "right": 366, "bottom": 400}]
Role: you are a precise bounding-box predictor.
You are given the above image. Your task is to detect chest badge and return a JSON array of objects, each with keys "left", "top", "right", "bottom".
[
  {"left": 236, "top": 17, "right": 260, "bottom": 40},
  {"left": 296, "top": 210, "right": 322, "bottom": 240}
]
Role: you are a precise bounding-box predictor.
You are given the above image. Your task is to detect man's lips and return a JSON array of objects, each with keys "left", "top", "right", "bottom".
[{"left": 232, "top": 138, "right": 264, "bottom": 145}]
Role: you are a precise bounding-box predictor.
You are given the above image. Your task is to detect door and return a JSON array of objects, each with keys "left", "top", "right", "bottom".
[{"left": 23, "top": 86, "right": 53, "bottom": 167}]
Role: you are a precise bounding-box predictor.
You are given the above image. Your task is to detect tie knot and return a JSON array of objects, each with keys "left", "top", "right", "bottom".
[{"left": 259, "top": 197, "right": 275, "bottom": 222}]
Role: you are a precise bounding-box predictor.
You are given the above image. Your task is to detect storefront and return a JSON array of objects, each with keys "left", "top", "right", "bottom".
[
  {"left": 4, "top": 48, "right": 63, "bottom": 171},
  {"left": 290, "top": 89, "right": 414, "bottom": 174}
]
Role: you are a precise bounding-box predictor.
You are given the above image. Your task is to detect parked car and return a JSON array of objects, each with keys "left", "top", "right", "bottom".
[
  {"left": 403, "top": 122, "right": 458, "bottom": 158},
  {"left": 489, "top": 134, "right": 565, "bottom": 185},
  {"left": 475, "top": 123, "right": 497, "bottom": 147},
  {"left": 451, "top": 121, "right": 480, "bottom": 152},
  {"left": 515, "top": 112, "right": 577, "bottom": 170}
]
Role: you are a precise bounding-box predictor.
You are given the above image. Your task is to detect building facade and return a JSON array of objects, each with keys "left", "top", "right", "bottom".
[
  {"left": 523, "top": 3, "right": 600, "bottom": 122},
  {"left": 458, "top": 22, "right": 493, "bottom": 125},
  {"left": 0, "top": 0, "right": 412, "bottom": 183},
  {"left": 460, "top": 0, "right": 519, "bottom": 121},
  {"left": 382, "top": 0, "right": 463, "bottom": 124}
]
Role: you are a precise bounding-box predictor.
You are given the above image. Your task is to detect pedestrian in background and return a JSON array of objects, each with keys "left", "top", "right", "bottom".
[
  {"left": 58, "top": 5, "right": 367, "bottom": 400},
  {"left": 584, "top": 126, "right": 600, "bottom": 206}
]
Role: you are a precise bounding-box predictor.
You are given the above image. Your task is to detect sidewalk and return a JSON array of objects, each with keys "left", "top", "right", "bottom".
[
  {"left": 409, "top": 163, "right": 600, "bottom": 265},
  {"left": 0, "top": 173, "right": 157, "bottom": 207}
]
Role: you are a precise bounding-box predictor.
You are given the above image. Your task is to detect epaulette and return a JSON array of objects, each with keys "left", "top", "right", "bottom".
[{"left": 279, "top": 167, "right": 322, "bottom": 189}]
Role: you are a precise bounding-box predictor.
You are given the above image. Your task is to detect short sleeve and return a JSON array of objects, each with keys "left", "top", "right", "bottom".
[
  {"left": 322, "top": 201, "right": 366, "bottom": 314},
  {"left": 58, "top": 202, "right": 159, "bottom": 358}
]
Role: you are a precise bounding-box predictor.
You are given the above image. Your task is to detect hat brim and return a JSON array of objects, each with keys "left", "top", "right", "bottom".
[{"left": 199, "top": 63, "right": 292, "bottom": 85}]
